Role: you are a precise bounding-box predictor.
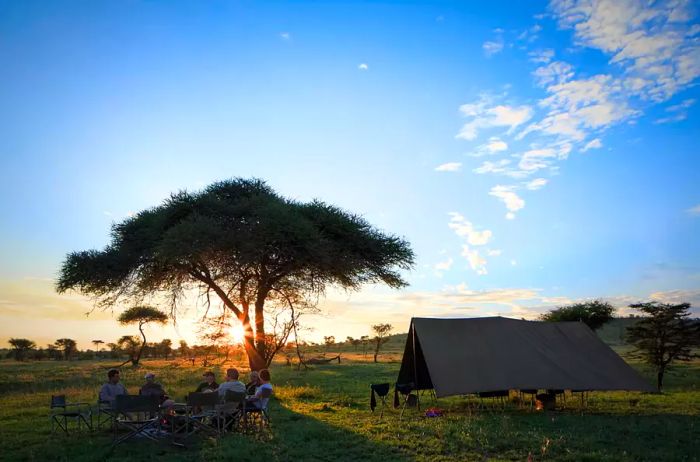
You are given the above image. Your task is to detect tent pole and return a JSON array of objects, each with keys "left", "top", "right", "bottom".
[{"left": 412, "top": 320, "right": 420, "bottom": 410}]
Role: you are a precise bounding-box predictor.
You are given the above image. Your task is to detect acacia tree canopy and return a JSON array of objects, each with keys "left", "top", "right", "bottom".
[
  {"left": 540, "top": 300, "right": 615, "bottom": 331},
  {"left": 117, "top": 306, "right": 168, "bottom": 366},
  {"left": 57, "top": 178, "right": 415, "bottom": 370}
]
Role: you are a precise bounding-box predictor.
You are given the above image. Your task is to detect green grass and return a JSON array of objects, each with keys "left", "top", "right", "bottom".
[{"left": 0, "top": 353, "right": 698, "bottom": 461}]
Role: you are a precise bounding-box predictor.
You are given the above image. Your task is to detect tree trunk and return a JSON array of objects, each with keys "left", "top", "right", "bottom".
[
  {"left": 242, "top": 315, "right": 266, "bottom": 371},
  {"left": 657, "top": 367, "right": 665, "bottom": 392},
  {"left": 135, "top": 321, "right": 147, "bottom": 366},
  {"left": 254, "top": 296, "right": 267, "bottom": 362}
]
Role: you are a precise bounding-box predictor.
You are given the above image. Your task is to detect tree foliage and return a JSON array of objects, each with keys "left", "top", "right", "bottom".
[
  {"left": 372, "top": 324, "right": 392, "bottom": 363},
  {"left": 57, "top": 178, "right": 414, "bottom": 370},
  {"left": 626, "top": 302, "right": 700, "bottom": 392},
  {"left": 117, "top": 306, "right": 168, "bottom": 365},
  {"left": 8, "top": 338, "right": 36, "bottom": 361},
  {"left": 54, "top": 338, "right": 77, "bottom": 360},
  {"left": 540, "top": 300, "right": 615, "bottom": 331}
]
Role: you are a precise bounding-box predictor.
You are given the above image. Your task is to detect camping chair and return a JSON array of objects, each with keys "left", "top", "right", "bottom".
[
  {"left": 244, "top": 387, "right": 272, "bottom": 432},
  {"left": 50, "top": 395, "right": 92, "bottom": 434},
  {"left": 171, "top": 392, "right": 220, "bottom": 444},
  {"left": 96, "top": 399, "right": 123, "bottom": 430},
  {"left": 477, "top": 390, "right": 509, "bottom": 410},
  {"left": 218, "top": 390, "right": 246, "bottom": 434},
  {"left": 112, "top": 395, "right": 162, "bottom": 445},
  {"left": 394, "top": 382, "right": 418, "bottom": 419},
  {"left": 370, "top": 383, "right": 390, "bottom": 419}
]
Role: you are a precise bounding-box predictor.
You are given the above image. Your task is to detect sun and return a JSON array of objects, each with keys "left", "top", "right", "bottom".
[{"left": 229, "top": 323, "right": 245, "bottom": 345}]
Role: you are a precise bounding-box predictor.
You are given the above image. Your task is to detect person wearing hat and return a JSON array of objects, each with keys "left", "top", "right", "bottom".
[
  {"left": 195, "top": 371, "right": 219, "bottom": 393},
  {"left": 139, "top": 372, "right": 168, "bottom": 403}
]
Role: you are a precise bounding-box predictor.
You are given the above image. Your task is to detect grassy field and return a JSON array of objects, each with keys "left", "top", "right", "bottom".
[{"left": 0, "top": 349, "right": 698, "bottom": 462}]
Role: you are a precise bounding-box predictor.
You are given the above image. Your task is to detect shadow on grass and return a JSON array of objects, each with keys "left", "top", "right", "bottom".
[{"left": 4, "top": 401, "right": 410, "bottom": 462}]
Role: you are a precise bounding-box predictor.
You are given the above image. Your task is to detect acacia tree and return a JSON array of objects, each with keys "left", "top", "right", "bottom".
[
  {"left": 540, "top": 300, "right": 615, "bottom": 331},
  {"left": 54, "top": 338, "right": 77, "bottom": 361},
  {"left": 8, "top": 338, "right": 36, "bottom": 361},
  {"left": 117, "top": 306, "right": 168, "bottom": 366},
  {"left": 117, "top": 335, "right": 140, "bottom": 364},
  {"left": 372, "top": 324, "right": 392, "bottom": 363},
  {"left": 92, "top": 339, "right": 104, "bottom": 358},
  {"left": 57, "top": 178, "right": 414, "bottom": 370},
  {"left": 626, "top": 302, "right": 700, "bottom": 392}
]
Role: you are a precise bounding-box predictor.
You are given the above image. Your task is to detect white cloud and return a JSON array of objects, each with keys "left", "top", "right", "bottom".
[
  {"left": 551, "top": 0, "right": 700, "bottom": 102},
  {"left": 434, "top": 257, "right": 454, "bottom": 276},
  {"left": 448, "top": 213, "right": 493, "bottom": 246},
  {"left": 582, "top": 138, "right": 603, "bottom": 151},
  {"left": 529, "top": 48, "right": 555, "bottom": 64},
  {"left": 468, "top": 137, "right": 509, "bottom": 157},
  {"left": 655, "top": 98, "right": 696, "bottom": 123},
  {"left": 483, "top": 40, "right": 504, "bottom": 57},
  {"left": 461, "top": 245, "right": 488, "bottom": 275},
  {"left": 487, "top": 249, "right": 503, "bottom": 256},
  {"left": 457, "top": 95, "right": 533, "bottom": 140},
  {"left": 489, "top": 185, "right": 525, "bottom": 218},
  {"left": 687, "top": 204, "right": 700, "bottom": 216},
  {"left": 510, "top": 259, "right": 518, "bottom": 266},
  {"left": 518, "top": 148, "right": 558, "bottom": 172},
  {"left": 533, "top": 61, "right": 575, "bottom": 86},
  {"left": 435, "top": 162, "right": 462, "bottom": 172},
  {"left": 473, "top": 159, "right": 511, "bottom": 174},
  {"left": 358, "top": 63, "right": 369, "bottom": 70},
  {"left": 280, "top": 32, "right": 290, "bottom": 40},
  {"left": 525, "top": 178, "right": 548, "bottom": 190},
  {"left": 505, "top": 212, "right": 516, "bottom": 220}
]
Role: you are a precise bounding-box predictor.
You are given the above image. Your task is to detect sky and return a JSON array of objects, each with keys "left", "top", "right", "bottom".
[{"left": 1, "top": 0, "right": 699, "bottom": 349}]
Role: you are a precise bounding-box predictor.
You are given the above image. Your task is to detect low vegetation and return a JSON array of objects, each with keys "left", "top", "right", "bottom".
[{"left": 0, "top": 344, "right": 698, "bottom": 461}]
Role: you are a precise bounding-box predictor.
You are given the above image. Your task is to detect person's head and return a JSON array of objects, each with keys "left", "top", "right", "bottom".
[
  {"left": 144, "top": 372, "right": 155, "bottom": 383},
  {"left": 249, "top": 370, "right": 260, "bottom": 383},
  {"left": 226, "top": 368, "right": 239, "bottom": 381},
  {"left": 259, "top": 369, "right": 271, "bottom": 383},
  {"left": 203, "top": 371, "right": 215, "bottom": 384},
  {"left": 107, "top": 369, "right": 121, "bottom": 384}
]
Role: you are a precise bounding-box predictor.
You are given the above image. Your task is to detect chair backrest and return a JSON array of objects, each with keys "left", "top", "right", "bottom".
[
  {"left": 224, "top": 390, "right": 247, "bottom": 404},
  {"left": 371, "top": 383, "right": 390, "bottom": 397},
  {"left": 51, "top": 395, "right": 66, "bottom": 409},
  {"left": 114, "top": 394, "right": 160, "bottom": 413},
  {"left": 187, "top": 392, "right": 220, "bottom": 407}
]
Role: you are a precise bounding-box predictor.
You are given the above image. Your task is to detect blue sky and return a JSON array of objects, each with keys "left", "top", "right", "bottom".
[{"left": 1, "top": 0, "right": 699, "bottom": 347}]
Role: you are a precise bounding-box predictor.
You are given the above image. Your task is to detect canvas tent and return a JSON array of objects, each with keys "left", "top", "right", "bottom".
[{"left": 397, "top": 317, "right": 654, "bottom": 398}]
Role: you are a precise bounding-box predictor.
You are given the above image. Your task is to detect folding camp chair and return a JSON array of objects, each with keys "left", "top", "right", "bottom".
[
  {"left": 96, "top": 399, "right": 117, "bottom": 430},
  {"left": 394, "top": 382, "right": 418, "bottom": 419},
  {"left": 50, "top": 395, "right": 92, "bottom": 434},
  {"left": 171, "top": 392, "right": 220, "bottom": 445},
  {"left": 370, "top": 383, "right": 390, "bottom": 419},
  {"left": 244, "top": 387, "right": 272, "bottom": 432},
  {"left": 218, "top": 390, "right": 246, "bottom": 434},
  {"left": 112, "top": 395, "right": 162, "bottom": 445}
]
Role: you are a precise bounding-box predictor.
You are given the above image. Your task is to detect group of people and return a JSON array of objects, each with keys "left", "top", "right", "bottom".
[{"left": 98, "top": 367, "right": 273, "bottom": 410}]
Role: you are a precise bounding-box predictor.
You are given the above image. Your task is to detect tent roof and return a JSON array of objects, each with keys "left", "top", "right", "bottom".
[{"left": 397, "top": 316, "right": 654, "bottom": 397}]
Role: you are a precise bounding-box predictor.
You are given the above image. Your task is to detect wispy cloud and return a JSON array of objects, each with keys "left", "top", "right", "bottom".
[
  {"left": 525, "top": 178, "right": 548, "bottom": 190},
  {"left": 489, "top": 185, "right": 525, "bottom": 219},
  {"left": 687, "top": 204, "right": 700, "bottom": 216},
  {"left": 457, "top": 94, "right": 533, "bottom": 141},
  {"left": 468, "top": 137, "right": 509, "bottom": 157},
  {"left": 483, "top": 40, "right": 504, "bottom": 57},
  {"left": 582, "top": 138, "right": 603, "bottom": 151},
  {"left": 655, "top": 98, "right": 696, "bottom": 124},
  {"left": 358, "top": 63, "right": 369, "bottom": 71},
  {"left": 435, "top": 162, "right": 462, "bottom": 172},
  {"left": 280, "top": 32, "right": 290, "bottom": 40},
  {"left": 448, "top": 212, "right": 493, "bottom": 245}
]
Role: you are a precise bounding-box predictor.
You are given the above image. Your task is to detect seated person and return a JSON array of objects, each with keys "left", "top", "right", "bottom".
[
  {"left": 195, "top": 371, "right": 219, "bottom": 393},
  {"left": 247, "top": 369, "right": 273, "bottom": 410},
  {"left": 99, "top": 369, "right": 127, "bottom": 408},
  {"left": 245, "top": 370, "right": 261, "bottom": 395},
  {"left": 139, "top": 372, "right": 169, "bottom": 403},
  {"left": 217, "top": 368, "right": 246, "bottom": 400}
]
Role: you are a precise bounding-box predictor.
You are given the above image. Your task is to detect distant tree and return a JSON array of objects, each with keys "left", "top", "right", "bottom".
[
  {"left": 360, "top": 335, "right": 370, "bottom": 357},
  {"left": 540, "top": 300, "right": 616, "bottom": 331},
  {"left": 117, "top": 335, "right": 140, "bottom": 364},
  {"left": 8, "top": 338, "right": 36, "bottom": 361},
  {"left": 117, "top": 306, "right": 168, "bottom": 366},
  {"left": 92, "top": 339, "right": 104, "bottom": 358},
  {"left": 371, "top": 324, "right": 392, "bottom": 363},
  {"left": 323, "top": 336, "right": 335, "bottom": 355},
  {"left": 160, "top": 339, "right": 172, "bottom": 359},
  {"left": 346, "top": 336, "right": 361, "bottom": 351},
  {"left": 106, "top": 342, "right": 119, "bottom": 359},
  {"left": 54, "top": 338, "right": 77, "bottom": 360},
  {"left": 626, "top": 302, "right": 700, "bottom": 392},
  {"left": 56, "top": 178, "right": 415, "bottom": 370},
  {"left": 46, "top": 344, "right": 62, "bottom": 360},
  {"left": 178, "top": 340, "right": 190, "bottom": 357}
]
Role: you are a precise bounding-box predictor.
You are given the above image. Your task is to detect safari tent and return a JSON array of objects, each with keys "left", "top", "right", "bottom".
[{"left": 397, "top": 317, "right": 654, "bottom": 398}]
